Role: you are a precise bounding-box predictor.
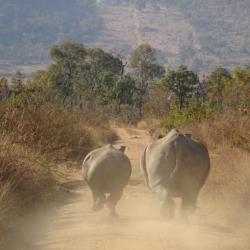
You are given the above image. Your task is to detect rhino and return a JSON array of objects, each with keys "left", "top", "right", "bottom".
[
  {"left": 82, "top": 144, "right": 131, "bottom": 217},
  {"left": 141, "top": 129, "right": 210, "bottom": 219}
]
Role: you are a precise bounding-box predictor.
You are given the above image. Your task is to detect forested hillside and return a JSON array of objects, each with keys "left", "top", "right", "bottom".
[{"left": 0, "top": 0, "right": 249, "bottom": 73}]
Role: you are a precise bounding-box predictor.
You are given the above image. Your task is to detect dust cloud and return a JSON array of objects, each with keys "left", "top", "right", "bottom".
[
  {"left": 4, "top": 183, "right": 250, "bottom": 250},
  {"left": 3, "top": 126, "right": 250, "bottom": 250}
]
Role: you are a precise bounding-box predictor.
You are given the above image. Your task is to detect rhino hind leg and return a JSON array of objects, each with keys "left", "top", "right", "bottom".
[
  {"left": 91, "top": 189, "right": 105, "bottom": 211},
  {"left": 106, "top": 190, "right": 123, "bottom": 217},
  {"left": 160, "top": 198, "right": 175, "bottom": 219},
  {"left": 154, "top": 184, "right": 175, "bottom": 219},
  {"left": 180, "top": 194, "right": 197, "bottom": 220}
]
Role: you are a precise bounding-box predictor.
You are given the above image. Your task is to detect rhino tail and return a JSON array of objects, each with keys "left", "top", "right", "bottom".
[
  {"left": 82, "top": 152, "right": 93, "bottom": 180},
  {"left": 82, "top": 152, "right": 92, "bottom": 168},
  {"left": 141, "top": 146, "right": 149, "bottom": 188}
]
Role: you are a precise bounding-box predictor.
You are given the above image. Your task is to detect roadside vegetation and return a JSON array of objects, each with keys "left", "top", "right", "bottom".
[{"left": 0, "top": 40, "right": 249, "bottom": 239}]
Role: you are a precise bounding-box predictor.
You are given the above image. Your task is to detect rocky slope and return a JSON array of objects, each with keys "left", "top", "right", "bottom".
[{"left": 0, "top": 0, "right": 249, "bottom": 74}]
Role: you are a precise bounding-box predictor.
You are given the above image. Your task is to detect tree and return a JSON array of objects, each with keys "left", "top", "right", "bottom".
[
  {"left": 222, "top": 67, "right": 250, "bottom": 110},
  {"left": 161, "top": 65, "right": 199, "bottom": 109},
  {"left": 110, "top": 49, "right": 128, "bottom": 77},
  {"left": 0, "top": 77, "right": 9, "bottom": 100},
  {"left": 47, "top": 41, "right": 125, "bottom": 109},
  {"left": 85, "top": 48, "right": 123, "bottom": 92},
  {"left": 129, "top": 44, "right": 165, "bottom": 116},
  {"left": 96, "top": 73, "right": 140, "bottom": 111},
  {"left": 49, "top": 41, "right": 87, "bottom": 105},
  {"left": 11, "top": 71, "right": 25, "bottom": 97},
  {"left": 87, "top": 48, "right": 123, "bottom": 75},
  {"left": 97, "top": 71, "right": 117, "bottom": 105},
  {"left": 114, "top": 75, "right": 140, "bottom": 108},
  {"left": 26, "top": 70, "right": 55, "bottom": 103},
  {"left": 143, "top": 84, "right": 171, "bottom": 118},
  {"left": 206, "top": 67, "right": 232, "bottom": 111}
]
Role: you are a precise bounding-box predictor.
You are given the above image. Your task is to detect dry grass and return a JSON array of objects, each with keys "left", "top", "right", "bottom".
[
  {"left": 182, "top": 111, "right": 250, "bottom": 152},
  {"left": 0, "top": 105, "right": 92, "bottom": 160},
  {"left": 0, "top": 104, "right": 117, "bottom": 241},
  {"left": 0, "top": 105, "right": 117, "bottom": 160},
  {"left": 179, "top": 111, "right": 250, "bottom": 226},
  {"left": 197, "top": 147, "right": 250, "bottom": 230},
  {"left": 136, "top": 119, "right": 164, "bottom": 140},
  {"left": 0, "top": 135, "right": 51, "bottom": 242}
]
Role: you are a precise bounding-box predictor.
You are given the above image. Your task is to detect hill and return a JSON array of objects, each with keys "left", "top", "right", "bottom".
[{"left": 0, "top": 0, "right": 249, "bottom": 74}]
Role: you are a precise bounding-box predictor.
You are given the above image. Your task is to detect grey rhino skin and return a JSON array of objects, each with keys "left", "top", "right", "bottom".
[
  {"left": 141, "top": 129, "right": 210, "bottom": 219},
  {"left": 82, "top": 144, "right": 131, "bottom": 217}
]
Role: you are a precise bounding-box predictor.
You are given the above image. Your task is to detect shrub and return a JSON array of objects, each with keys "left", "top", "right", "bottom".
[
  {"left": 183, "top": 111, "right": 250, "bottom": 152},
  {"left": 0, "top": 105, "right": 105, "bottom": 160},
  {"left": 0, "top": 133, "right": 52, "bottom": 235},
  {"left": 162, "top": 101, "right": 213, "bottom": 131},
  {"left": 0, "top": 103, "right": 117, "bottom": 236}
]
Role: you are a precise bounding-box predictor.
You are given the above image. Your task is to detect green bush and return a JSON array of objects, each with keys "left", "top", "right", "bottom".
[{"left": 162, "top": 101, "right": 214, "bottom": 131}]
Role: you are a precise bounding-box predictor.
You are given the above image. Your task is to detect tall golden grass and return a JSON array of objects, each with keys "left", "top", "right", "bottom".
[
  {"left": 182, "top": 111, "right": 250, "bottom": 152},
  {"left": 0, "top": 133, "right": 51, "bottom": 239},
  {"left": 0, "top": 105, "right": 117, "bottom": 159},
  {"left": 0, "top": 104, "right": 117, "bottom": 238},
  {"left": 180, "top": 111, "right": 250, "bottom": 226}
]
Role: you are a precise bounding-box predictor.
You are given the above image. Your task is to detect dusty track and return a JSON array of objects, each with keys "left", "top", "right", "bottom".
[{"left": 4, "top": 126, "right": 250, "bottom": 250}]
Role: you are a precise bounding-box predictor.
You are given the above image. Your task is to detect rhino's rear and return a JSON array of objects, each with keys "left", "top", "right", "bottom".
[
  {"left": 83, "top": 145, "right": 132, "bottom": 193},
  {"left": 142, "top": 129, "right": 210, "bottom": 197},
  {"left": 83, "top": 145, "right": 132, "bottom": 217}
]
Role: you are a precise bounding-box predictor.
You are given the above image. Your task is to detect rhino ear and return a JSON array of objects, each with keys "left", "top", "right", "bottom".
[
  {"left": 184, "top": 133, "right": 192, "bottom": 138},
  {"left": 119, "top": 146, "right": 126, "bottom": 153},
  {"left": 158, "top": 134, "right": 164, "bottom": 139}
]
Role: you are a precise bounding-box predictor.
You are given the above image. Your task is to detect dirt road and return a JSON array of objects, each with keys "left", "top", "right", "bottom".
[{"left": 4, "top": 126, "right": 250, "bottom": 250}]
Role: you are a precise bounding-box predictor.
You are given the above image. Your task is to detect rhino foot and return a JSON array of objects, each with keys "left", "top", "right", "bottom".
[
  {"left": 160, "top": 200, "right": 175, "bottom": 220},
  {"left": 108, "top": 211, "right": 119, "bottom": 219}
]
